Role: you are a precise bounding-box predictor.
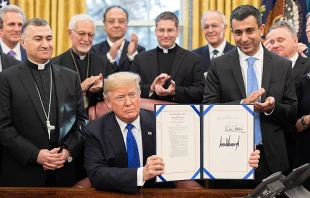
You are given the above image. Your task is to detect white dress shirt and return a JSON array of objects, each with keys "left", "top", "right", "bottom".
[
  {"left": 0, "top": 40, "right": 22, "bottom": 61},
  {"left": 209, "top": 39, "right": 227, "bottom": 59},
  {"left": 115, "top": 115, "right": 145, "bottom": 186},
  {"left": 106, "top": 38, "right": 138, "bottom": 63},
  {"left": 238, "top": 44, "right": 264, "bottom": 95},
  {"left": 289, "top": 52, "right": 299, "bottom": 68}
]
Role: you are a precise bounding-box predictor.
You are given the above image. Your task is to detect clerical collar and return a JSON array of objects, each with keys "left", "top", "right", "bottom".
[
  {"left": 71, "top": 48, "right": 87, "bottom": 60},
  {"left": 157, "top": 44, "right": 177, "bottom": 54},
  {"left": 27, "top": 58, "right": 50, "bottom": 70}
]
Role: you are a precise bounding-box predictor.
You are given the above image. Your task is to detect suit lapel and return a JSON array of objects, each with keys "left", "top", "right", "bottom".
[
  {"left": 292, "top": 55, "right": 304, "bottom": 81},
  {"left": 51, "top": 63, "right": 65, "bottom": 139},
  {"left": 1, "top": 52, "right": 9, "bottom": 70},
  {"left": 100, "top": 41, "right": 110, "bottom": 55},
  {"left": 140, "top": 110, "right": 154, "bottom": 166},
  {"left": 170, "top": 45, "right": 184, "bottom": 79},
  {"left": 230, "top": 49, "right": 246, "bottom": 98},
  {"left": 204, "top": 45, "right": 210, "bottom": 60},
  {"left": 149, "top": 49, "right": 159, "bottom": 81},
  {"left": 18, "top": 63, "right": 47, "bottom": 128},
  {"left": 261, "top": 48, "right": 272, "bottom": 102},
  {"left": 107, "top": 115, "right": 128, "bottom": 166}
]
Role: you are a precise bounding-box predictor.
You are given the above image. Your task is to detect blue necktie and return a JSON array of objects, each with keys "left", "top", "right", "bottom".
[
  {"left": 115, "top": 53, "right": 120, "bottom": 65},
  {"left": 126, "top": 124, "right": 140, "bottom": 168},
  {"left": 246, "top": 57, "right": 262, "bottom": 145},
  {"left": 212, "top": 49, "right": 219, "bottom": 59}
]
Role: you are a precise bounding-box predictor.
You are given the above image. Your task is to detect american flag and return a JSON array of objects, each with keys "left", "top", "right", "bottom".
[{"left": 0, "top": 0, "right": 9, "bottom": 9}]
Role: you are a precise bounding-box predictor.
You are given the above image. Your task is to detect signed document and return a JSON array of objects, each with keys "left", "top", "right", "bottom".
[
  {"left": 203, "top": 105, "right": 254, "bottom": 180},
  {"left": 155, "top": 104, "right": 254, "bottom": 182}
]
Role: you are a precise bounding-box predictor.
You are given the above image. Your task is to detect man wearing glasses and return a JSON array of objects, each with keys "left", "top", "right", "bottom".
[
  {"left": 52, "top": 14, "right": 114, "bottom": 110},
  {"left": 131, "top": 11, "right": 204, "bottom": 103},
  {"left": 91, "top": 5, "right": 145, "bottom": 72}
]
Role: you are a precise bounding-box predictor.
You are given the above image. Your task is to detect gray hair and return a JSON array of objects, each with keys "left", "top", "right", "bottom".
[
  {"left": 0, "top": 5, "right": 26, "bottom": 29},
  {"left": 155, "top": 11, "right": 179, "bottom": 28},
  {"left": 269, "top": 20, "right": 297, "bottom": 36},
  {"left": 104, "top": 72, "right": 141, "bottom": 100},
  {"left": 21, "top": 18, "right": 49, "bottom": 39},
  {"left": 201, "top": 10, "right": 226, "bottom": 29},
  {"left": 68, "top": 14, "right": 95, "bottom": 30}
]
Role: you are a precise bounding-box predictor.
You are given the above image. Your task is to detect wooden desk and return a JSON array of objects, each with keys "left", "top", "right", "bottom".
[{"left": 0, "top": 188, "right": 251, "bottom": 198}]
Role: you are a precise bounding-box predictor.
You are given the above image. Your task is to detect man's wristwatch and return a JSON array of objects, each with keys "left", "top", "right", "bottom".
[
  {"left": 301, "top": 115, "right": 309, "bottom": 129},
  {"left": 67, "top": 152, "right": 73, "bottom": 163}
]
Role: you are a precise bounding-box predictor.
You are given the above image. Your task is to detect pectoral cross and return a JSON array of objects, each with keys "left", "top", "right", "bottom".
[{"left": 46, "top": 120, "right": 55, "bottom": 139}]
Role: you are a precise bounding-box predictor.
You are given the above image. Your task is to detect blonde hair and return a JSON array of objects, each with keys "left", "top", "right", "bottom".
[{"left": 104, "top": 72, "right": 141, "bottom": 99}]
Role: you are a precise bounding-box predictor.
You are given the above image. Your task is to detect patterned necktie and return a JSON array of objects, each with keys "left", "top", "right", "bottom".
[
  {"left": 126, "top": 124, "right": 140, "bottom": 168},
  {"left": 7, "top": 50, "right": 15, "bottom": 57},
  {"left": 212, "top": 49, "right": 219, "bottom": 59},
  {"left": 246, "top": 57, "right": 262, "bottom": 145}
]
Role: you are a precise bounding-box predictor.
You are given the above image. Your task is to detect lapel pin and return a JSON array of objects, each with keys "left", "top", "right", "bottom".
[{"left": 147, "top": 131, "right": 152, "bottom": 135}]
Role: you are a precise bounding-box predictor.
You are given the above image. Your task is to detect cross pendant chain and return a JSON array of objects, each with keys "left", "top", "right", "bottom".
[
  {"left": 46, "top": 120, "right": 55, "bottom": 139},
  {"left": 34, "top": 65, "right": 54, "bottom": 140}
]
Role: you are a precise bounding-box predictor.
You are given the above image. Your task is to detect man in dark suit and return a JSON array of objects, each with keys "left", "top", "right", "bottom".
[
  {"left": 52, "top": 14, "right": 114, "bottom": 110},
  {"left": 131, "top": 11, "right": 204, "bottom": 103},
  {"left": 0, "top": 5, "right": 27, "bottom": 61},
  {"left": 91, "top": 5, "right": 145, "bottom": 72},
  {"left": 265, "top": 20, "right": 310, "bottom": 175},
  {"left": 0, "top": 18, "right": 88, "bottom": 187},
  {"left": 84, "top": 72, "right": 261, "bottom": 192},
  {"left": 192, "top": 10, "right": 234, "bottom": 75},
  {"left": 203, "top": 5, "right": 297, "bottom": 185},
  {"left": 266, "top": 21, "right": 310, "bottom": 82}
]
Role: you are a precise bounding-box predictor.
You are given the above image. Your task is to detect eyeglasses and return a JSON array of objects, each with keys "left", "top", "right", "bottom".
[
  {"left": 73, "top": 30, "right": 95, "bottom": 38},
  {"left": 105, "top": 19, "right": 127, "bottom": 25},
  {"left": 156, "top": 29, "right": 177, "bottom": 36}
]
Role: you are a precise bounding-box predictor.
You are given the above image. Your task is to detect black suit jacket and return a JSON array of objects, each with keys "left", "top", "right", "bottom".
[
  {"left": 192, "top": 42, "right": 235, "bottom": 72},
  {"left": 84, "top": 109, "right": 174, "bottom": 192},
  {"left": 91, "top": 40, "right": 145, "bottom": 72},
  {"left": 0, "top": 51, "right": 21, "bottom": 181},
  {"left": 203, "top": 47, "right": 297, "bottom": 173},
  {"left": 51, "top": 50, "right": 114, "bottom": 108},
  {"left": 1, "top": 51, "right": 21, "bottom": 70},
  {"left": 0, "top": 44, "right": 27, "bottom": 61},
  {"left": 0, "top": 62, "right": 88, "bottom": 186},
  {"left": 292, "top": 54, "right": 310, "bottom": 83},
  {"left": 131, "top": 45, "right": 205, "bottom": 103}
]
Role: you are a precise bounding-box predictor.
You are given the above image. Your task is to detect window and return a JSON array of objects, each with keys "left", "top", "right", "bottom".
[{"left": 87, "top": 0, "right": 184, "bottom": 50}]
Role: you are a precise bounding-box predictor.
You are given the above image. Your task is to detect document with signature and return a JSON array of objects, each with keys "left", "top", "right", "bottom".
[{"left": 155, "top": 104, "right": 254, "bottom": 182}]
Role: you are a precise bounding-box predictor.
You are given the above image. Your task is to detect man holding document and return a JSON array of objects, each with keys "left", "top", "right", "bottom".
[
  {"left": 83, "top": 71, "right": 260, "bottom": 192},
  {"left": 203, "top": 5, "right": 297, "bottom": 185}
]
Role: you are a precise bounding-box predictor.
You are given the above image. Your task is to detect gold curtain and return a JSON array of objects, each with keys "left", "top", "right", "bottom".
[
  {"left": 187, "top": 0, "right": 262, "bottom": 50},
  {"left": 10, "top": 0, "right": 86, "bottom": 57}
]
